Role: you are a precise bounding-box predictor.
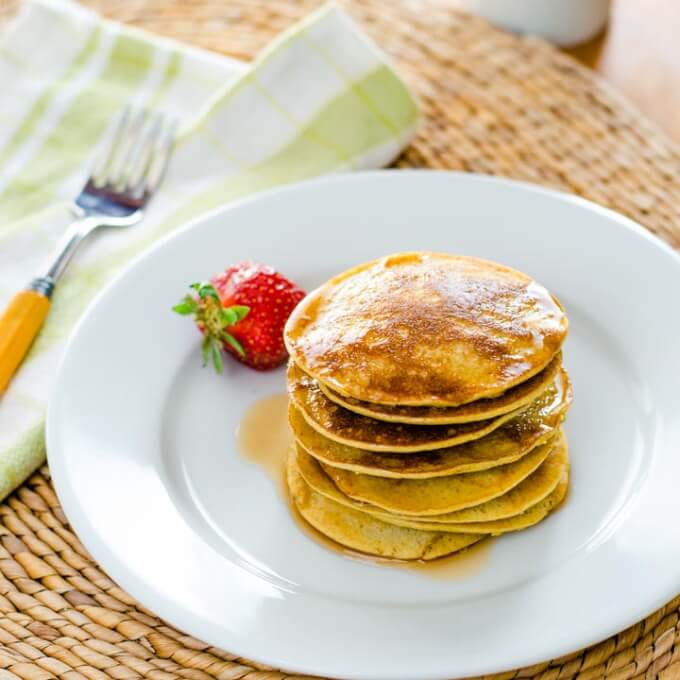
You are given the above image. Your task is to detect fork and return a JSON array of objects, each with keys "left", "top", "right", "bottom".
[{"left": 0, "top": 106, "right": 176, "bottom": 394}]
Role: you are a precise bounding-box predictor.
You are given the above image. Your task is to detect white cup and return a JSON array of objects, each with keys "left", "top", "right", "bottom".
[{"left": 456, "top": 0, "right": 611, "bottom": 46}]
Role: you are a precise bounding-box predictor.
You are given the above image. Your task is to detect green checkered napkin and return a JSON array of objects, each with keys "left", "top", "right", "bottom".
[{"left": 0, "top": 0, "right": 418, "bottom": 499}]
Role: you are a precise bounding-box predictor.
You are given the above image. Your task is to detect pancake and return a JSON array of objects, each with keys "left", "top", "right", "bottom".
[
  {"left": 382, "top": 472, "right": 568, "bottom": 534},
  {"left": 296, "top": 432, "right": 567, "bottom": 526},
  {"left": 403, "top": 432, "right": 568, "bottom": 524},
  {"left": 290, "top": 368, "right": 571, "bottom": 478},
  {"left": 317, "top": 354, "right": 562, "bottom": 425},
  {"left": 287, "top": 361, "right": 526, "bottom": 453},
  {"left": 320, "top": 436, "right": 553, "bottom": 516},
  {"left": 284, "top": 252, "right": 568, "bottom": 406},
  {"left": 287, "top": 449, "right": 484, "bottom": 560}
]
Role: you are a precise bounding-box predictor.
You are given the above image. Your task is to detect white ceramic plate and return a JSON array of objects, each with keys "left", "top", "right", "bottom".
[{"left": 47, "top": 172, "right": 680, "bottom": 680}]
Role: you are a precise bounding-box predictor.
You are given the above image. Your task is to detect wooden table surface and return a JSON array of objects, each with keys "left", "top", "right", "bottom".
[{"left": 1, "top": 0, "right": 678, "bottom": 144}]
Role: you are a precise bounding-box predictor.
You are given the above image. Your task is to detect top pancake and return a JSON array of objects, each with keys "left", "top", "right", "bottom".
[{"left": 284, "top": 252, "right": 568, "bottom": 406}]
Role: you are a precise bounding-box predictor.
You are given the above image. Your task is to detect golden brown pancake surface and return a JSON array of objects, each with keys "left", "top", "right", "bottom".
[
  {"left": 287, "top": 449, "right": 484, "bottom": 560},
  {"left": 377, "top": 432, "right": 569, "bottom": 533},
  {"left": 319, "top": 436, "right": 553, "bottom": 516},
  {"left": 317, "top": 354, "right": 562, "bottom": 424},
  {"left": 285, "top": 252, "right": 568, "bottom": 406},
  {"left": 402, "top": 432, "right": 568, "bottom": 524},
  {"left": 290, "top": 368, "right": 571, "bottom": 477},
  {"left": 295, "top": 433, "right": 567, "bottom": 527},
  {"left": 381, "top": 472, "right": 568, "bottom": 534},
  {"left": 287, "top": 361, "right": 524, "bottom": 452}
]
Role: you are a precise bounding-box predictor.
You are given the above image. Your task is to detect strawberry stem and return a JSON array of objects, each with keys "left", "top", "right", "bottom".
[{"left": 174, "top": 282, "right": 250, "bottom": 372}]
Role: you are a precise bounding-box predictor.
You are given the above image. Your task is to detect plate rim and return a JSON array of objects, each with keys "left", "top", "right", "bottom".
[{"left": 46, "top": 170, "right": 680, "bottom": 680}]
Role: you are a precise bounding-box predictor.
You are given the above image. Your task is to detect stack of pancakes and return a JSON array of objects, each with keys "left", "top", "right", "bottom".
[{"left": 283, "top": 252, "right": 572, "bottom": 561}]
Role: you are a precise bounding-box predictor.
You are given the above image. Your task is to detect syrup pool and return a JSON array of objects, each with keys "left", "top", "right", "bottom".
[{"left": 237, "top": 393, "right": 491, "bottom": 579}]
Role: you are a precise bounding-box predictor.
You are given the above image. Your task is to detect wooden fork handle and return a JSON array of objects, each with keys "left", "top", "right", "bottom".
[{"left": 0, "top": 284, "right": 52, "bottom": 394}]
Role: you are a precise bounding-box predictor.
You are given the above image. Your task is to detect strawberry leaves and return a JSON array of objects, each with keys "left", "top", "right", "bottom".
[
  {"left": 200, "top": 336, "right": 226, "bottom": 373},
  {"left": 219, "top": 305, "right": 249, "bottom": 327},
  {"left": 174, "top": 281, "right": 250, "bottom": 373},
  {"left": 221, "top": 332, "right": 246, "bottom": 358},
  {"left": 189, "top": 281, "right": 219, "bottom": 301},
  {"left": 172, "top": 296, "right": 198, "bottom": 315}
]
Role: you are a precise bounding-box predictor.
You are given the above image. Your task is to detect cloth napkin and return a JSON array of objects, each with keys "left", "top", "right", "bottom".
[{"left": 0, "top": 0, "right": 418, "bottom": 500}]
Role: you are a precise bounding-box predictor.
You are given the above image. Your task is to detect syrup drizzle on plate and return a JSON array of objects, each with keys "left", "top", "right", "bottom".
[{"left": 237, "top": 393, "right": 491, "bottom": 579}]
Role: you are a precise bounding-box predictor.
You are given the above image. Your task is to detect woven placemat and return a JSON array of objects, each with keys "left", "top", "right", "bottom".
[{"left": 3, "top": 1, "right": 680, "bottom": 678}]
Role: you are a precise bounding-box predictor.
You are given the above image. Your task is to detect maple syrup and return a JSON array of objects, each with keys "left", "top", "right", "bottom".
[{"left": 238, "top": 393, "right": 491, "bottom": 579}]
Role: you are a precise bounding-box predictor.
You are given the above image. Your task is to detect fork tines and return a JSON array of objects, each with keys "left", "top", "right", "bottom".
[{"left": 89, "top": 106, "right": 176, "bottom": 201}]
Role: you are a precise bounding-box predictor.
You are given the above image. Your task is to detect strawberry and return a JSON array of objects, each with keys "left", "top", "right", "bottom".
[{"left": 173, "top": 261, "right": 305, "bottom": 371}]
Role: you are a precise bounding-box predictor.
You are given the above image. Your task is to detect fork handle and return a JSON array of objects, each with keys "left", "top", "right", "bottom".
[
  {"left": 0, "top": 212, "right": 96, "bottom": 394},
  {"left": 0, "top": 279, "right": 53, "bottom": 394}
]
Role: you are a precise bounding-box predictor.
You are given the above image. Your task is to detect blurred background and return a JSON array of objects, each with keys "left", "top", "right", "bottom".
[{"left": 1, "top": 0, "right": 678, "bottom": 142}]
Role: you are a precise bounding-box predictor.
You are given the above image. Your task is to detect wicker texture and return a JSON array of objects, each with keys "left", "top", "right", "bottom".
[{"left": 3, "top": 0, "right": 680, "bottom": 678}]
